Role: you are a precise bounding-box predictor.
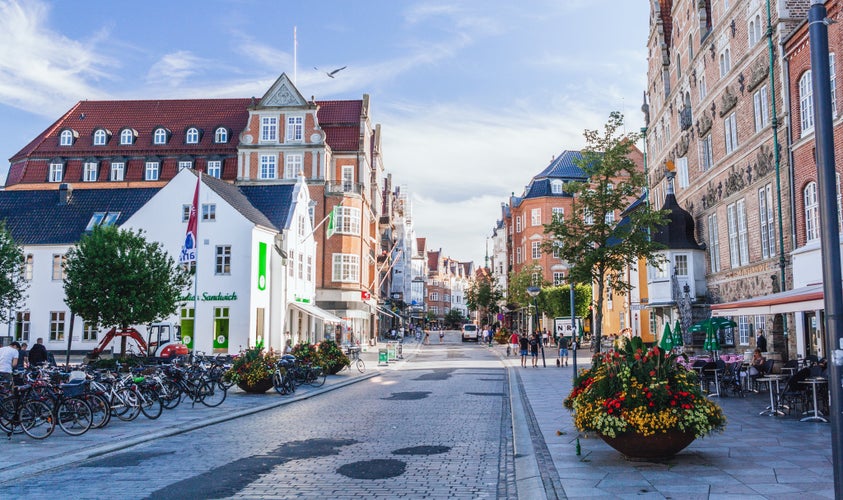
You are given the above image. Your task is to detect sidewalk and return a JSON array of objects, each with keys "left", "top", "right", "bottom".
[
  {"left": 497, "top": 344, "right": 836, "bottom": 498},
  {"left": 0, "top": 345, "right": 409, "bottom": 485}
]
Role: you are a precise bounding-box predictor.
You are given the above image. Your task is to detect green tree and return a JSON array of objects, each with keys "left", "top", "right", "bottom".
[
  {"left": 64, "top": 226, "right": 192, "bottom": 334},
  {"left": 466, "top": 271, "right": 503, "bottom": 326},
  {"left": 443, "top": 309, "right": 467, "bottom": 329},
  {"left": 507, "top": 264, "right": 546, "bottom": 310},
  {"left": 539, "top": 283, "right": 592, "bottom": 319},
  {"left": 543, "top": 112, "right": 667, "bottom": 352},
  {"left": 0, "top": 222, "right": 27, "bottom": 323}
]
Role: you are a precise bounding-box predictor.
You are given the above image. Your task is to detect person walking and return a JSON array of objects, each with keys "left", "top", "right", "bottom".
[
  {"left": 529, "top": 333, "right": 539, "bottom": 367},
  {"left": 557, "top": 336, "right": 569, "bottom": 367},
  {"left": 519, "top": 333, "right": 529, "bottom": 368},
  {"left": 756, "top": 329, "right": 767, "bottom": 352},
  {"left": 509, "top": 331, "right": 519, "bottom": 357},
  {"left": 423, "top": 330, "right": 430, "bottom": 345},
  {"left": 438, "top": 329, "right": 444, "bottom": 344},
  {"left": 15, "top": 342, "right": 28, "bottom": 370},
  {"left": 28, "top": 337, "right": 48, "bottom": 367},
  {"left": 0, "top": 342, "right": 21, "bottom": 385}
]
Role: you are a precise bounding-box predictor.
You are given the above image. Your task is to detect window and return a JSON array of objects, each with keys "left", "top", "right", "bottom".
[
  {"left": 93, "top": 129, "right": 107, "bottom": 145},
  {"left": 727, "top": 200, "right": 749, "bottom": 267},
  {"left": 674, "top": 254, "right": 688, "bottom": 276},
  {"left": 145, "top": 161, "right": 159, "bottom": 181},
  {"left": 719, "top": 47, "right": 731, "bottom": 77},
  {"left": 298, "top": 251, "right": 304, "bottom": 279},
  {"left": 805, "top": 181, "right": 820, "bottom": 242},
  {"left": 49, "top": 163, "right": 63, "bottom": 183},
  {"left": 51, "top": 254, "right": 66, "bottom": 280},
  {"left": 727, "top": 204, "right": 739, "bottom": 267},
  {"left": 307, "top": 255, "right": 313, "bottom": 281},
  {"left": 83, "top": 162, "right": 97, "bottom": 182},
  {"left": 202, "top": 204, "right": 216, "bottom": 221},
  {"left": 531, "top": 241, "right": 541, "bottom": 259},
  {"left": 185, "top": 127, "right": 200, "bottom": 144},
  {"left": 85, "top": 212, "right": 120, "bottom": 231},
  {"left": 286, "top": 116, "right": 303, "bottom": 142},
  {"left": 737, "top": 199, "right": 749, "bottom": 266},
  {"left": 605, "top": 210, "right": 615, "bottom": 224},
  {"left": 215, "top": 246, "right": 231, "bottom": 275},
  {"left": 800, "top": 71, "right": 814, "bottom": 135},
  {"left": 748, "top": 14, "right": 762, "bottom": 47},
  {"left": 182, "top": 204, "right": 191, "bottom": 222},
  {"left": 110, "top": 162, "right": 124, "bottom": 181},
  {"left": 332, "top": 254, "right": 360, "bottom": 283},
  {"left": 214, "top": 127, "right": 228, "bottom": 143},
  {"left": 700, "top": 135, "right": 713, "bottom": 171},
  {"left": 153, "top": 128, "right": 168, "bottom": 144},
  {"left": 261, "top": 117, "right": 277, "bottom": 142},
  {"left": 724, "top": 112, "right": 738, "bottom": 154},
  {"left": 83, "top": 322, "right": 97, "bottom": 341},
  {"left": 516, "top": 247, "right": 522, "bottom": 264},
  {"left": 676, "top": 157, "right": 689, "bottom": 188},
  {"left": 553, "top": 272, "right": 564, "bottom": 286},
  {"left": 759, "top": 184, "right": 776, "bottom": 259},
  {"left": 206, "top": 160, "right": 222, "bottom": 178},
  {"left": 753, "top": 85, "right": 769, "bottom": 132},
  {"left": 531, "top": 208, "right": 541, "bottom": 226},
  {"left": 297, "top": 214, "right": 306, "bottom": 238},
  {"left": 430, "top": 292, "right": 439, "bottom": 301},
  {"left": 60, "top": 130, "right": 74, "bottom": 146},
  {"left": 14, "top": 311, "right": 30, "bottom": 342},
  {"left": 531, "top": 273, "right": 541, "bottom": 286},
  {"left": 738, "top": 315, "right": 750, "bottom": 345},
  {"left": 551, "top": 180, "right": 563, "bottom": 194},
  {"left": 178, "top": 161, "right": 192, "bottom": 171},
  {"left": 284, "top": 154, "right": 302, "bottom": 178},
  {"left": 120, "top": 129, "right": 134, "bottom": 145},
  {"left": 335, "top": 207, "right": 361, "bottom": 235},
  {"left": 552, "top": 207, "right": 564, "bottom": 222},
  {"left": 699, "top": 74, "right": 707, "bottom": 100},
  {"left": 676, "top": 52, "right": 681, "bottom": 78},
  {"left": 49, "top": 311, "right": 65, "bottom": 341},
  {"left": 552, "top": 240, "right": 562, "bottom": 258},
  {"left": 21, "top": 254, "right": 33, "bottom": 281},
  {"left": 259, "top": 155, "right": 277, "bottom": 179},
  {"left": 342, "top": 166, "right": 354, "bottom": 191},
  {"left": 515, "top": 216, "right": 522, "bottom": 233},
  {"left": 584, "top": 208, "right": 594, "bottom": 225}
]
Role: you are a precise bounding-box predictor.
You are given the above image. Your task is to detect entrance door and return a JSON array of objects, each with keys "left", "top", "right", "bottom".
[
  {"left": 213, "top": 307, "right": 229, "bottom": 353},
  {"left": 180, "top": 307, "right": 195, "bottom": 350}
]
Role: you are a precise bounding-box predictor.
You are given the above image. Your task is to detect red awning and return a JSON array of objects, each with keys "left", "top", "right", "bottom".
[{"left": 710, "top": 284, "right": 825, "bottom": 317}]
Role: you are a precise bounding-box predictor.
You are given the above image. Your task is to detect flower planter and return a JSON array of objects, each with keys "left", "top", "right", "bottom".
[
  {"left": 599, "top": 430, "right": 696, "bottom": 461},
  {"left": 237, "top": 377, "right": 274, "bottom": 394}
]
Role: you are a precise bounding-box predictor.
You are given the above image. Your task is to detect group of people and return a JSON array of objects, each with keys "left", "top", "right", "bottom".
[
  {"left": 507, "top": 330, "right": 574, "bottom": 368},
  {"left": 0, "top": 338, "right": 49, "bottom": 384}
]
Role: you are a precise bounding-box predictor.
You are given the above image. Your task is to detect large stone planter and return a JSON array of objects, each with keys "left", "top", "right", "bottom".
[
  {"left": 599, "top": 430, "right": 696, "bottom": 461},
  {"left": 237, "top": 377, "right": 274, "bottom": 394}
]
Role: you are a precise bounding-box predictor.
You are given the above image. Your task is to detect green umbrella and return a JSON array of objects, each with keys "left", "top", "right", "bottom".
[
  {"left": 689, "top": 317, "right": 737, "bottom": 333},
  {"left": 659, "top": 322, "right": 673, "bottom": 350},
  {"left": 672, "top": 319, "right": 684, "bottom": 347}
]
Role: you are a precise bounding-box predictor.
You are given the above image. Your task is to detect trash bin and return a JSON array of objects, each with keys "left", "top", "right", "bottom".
[{"left": 378, "top": 348, "right": 389, "bottom": 366}]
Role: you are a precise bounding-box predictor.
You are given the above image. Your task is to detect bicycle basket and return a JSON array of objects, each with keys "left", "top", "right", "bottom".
[{"left": 61, "top": 381, "right": 85, "bottom": 398}]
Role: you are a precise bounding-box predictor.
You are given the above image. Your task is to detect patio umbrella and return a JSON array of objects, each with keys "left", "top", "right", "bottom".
[
  {"left": 672, "top": 319, "right": 684, "bottom": 347},
  {"left": 659, "top": 322, "right": 673, "bottom": 351},
  {"left": 689, "top": 317, "right": 737, "bottom": 333}
]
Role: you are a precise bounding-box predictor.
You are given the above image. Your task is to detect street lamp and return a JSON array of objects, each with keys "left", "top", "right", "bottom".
[
  {"left": 569, "top": 276, "right": 578, "bottom": 375},
  {"left": 526, "top": 286, "right": 546, "bottom": 367}
]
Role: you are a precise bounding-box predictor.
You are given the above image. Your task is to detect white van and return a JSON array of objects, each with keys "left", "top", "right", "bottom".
[{"left": 461, "top": 324, "right": 479, "bottom": 342}]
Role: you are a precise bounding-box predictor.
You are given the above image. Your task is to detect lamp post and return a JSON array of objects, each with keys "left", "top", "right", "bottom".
[
  {"left": 526, "top": 286, "right": 546, "bottom": 367},
  {"left": 569, "top": 277, "right": 578, "bottom": 374}
]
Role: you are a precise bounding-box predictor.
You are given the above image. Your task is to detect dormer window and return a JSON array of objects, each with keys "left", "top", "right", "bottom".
[
  {"left": 119, "top": 129, "right": 135, "bottom": 145},
  {"left": 153, "top": 128, "right": 168, "bottom": 145},
  {"left": 214, "top": 127, "right": 228, "bottom": 143},
  {"left": 550, "top": 180, "right": 563, "bottom": 194},
  {"left": 185, "top": 127, "right": 200, "bottom": 144},
  {"left": 48, "top": 162, "right": 63, "bottom": 183},
  {"left": 93, "top": 129, "right": 108, "bottom": 146},
  {"left": 85, "top": 212, "right": 121, "bottom": 231},
  {"left": 59, "top": 130, "right": 75, "bottom": 146},
  {"left": 83, "top": 161, "right": 98, "bottom": 182}
]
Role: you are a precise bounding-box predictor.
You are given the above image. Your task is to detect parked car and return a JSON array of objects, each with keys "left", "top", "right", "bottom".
[{"left": 461, "top": 324, "right": 479, "bottom": 342}]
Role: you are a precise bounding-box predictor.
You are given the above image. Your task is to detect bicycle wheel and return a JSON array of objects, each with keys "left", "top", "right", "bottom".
[
  {"left": 199, "top": 380, "right": 226, "bottom": 407},
  {"left": 308, "top": 366, "right": 326, "bottom": 387},
  {"left": 0, "top": 396, "right": 17, "bottom": 433},
  {"left": 273, "top": 371, "right": 288, "bottom": 395},
  {"left": 84, "top": 393, "right": 111, "bottom": 429},
  {"left": 114, "top": 388, "right": 141, "bottom": 422},
  {"left": 139, "top": 388, "right": 163, "bottom": 420},
  {"left": 356, "top": 358, "right": 365, "bottom": 373},
  {"left": 159, "top": 380, "right": 182, "bottom": 410},
  {"left": 57, "top": 397, "right": 92, "bottom": 436},
  {"left": 21, "top": 400, "right": 55, "bottom": 439}
]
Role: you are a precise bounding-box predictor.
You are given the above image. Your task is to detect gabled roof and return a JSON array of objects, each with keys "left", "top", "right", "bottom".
[
  {"left": 198, "top": 173, "right": 277, "bottom": 231},
  {"left": 238, "top": 184, "right": 296, "bottom": 231},
  {"left": 0, "top": 186, "right": 159, "bottom": 245},
  {"left": 534, "top": 150, "right": 589, "bottom": 180},
  {"left": 652, "top": 193, "right": 703, "bottom": 250}
]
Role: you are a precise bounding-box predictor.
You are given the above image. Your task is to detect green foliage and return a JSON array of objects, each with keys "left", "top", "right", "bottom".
[
  {"left": 539, "top": 283, "right": 592, "bottom": 319},
  {"left": 465, "top": 273, "right": 503, "bottom": 315},
  {"left": 507, "top": 265, "right": 546, "bottom": 309},
  {"left": 0, "top": 222, "right": 27, "bottom": 323},
  {"left": 63, "top": 226, "right": 192, "bottom": 329},
  {"left": 443, "top": 309, "right": 467, "bottom": 329},
  {"left": 316, "top": 340, "right": 350, "bottom": 373},
  {"left": 290, "top": 342, "right": 317, "bottom": 364},
  {"left": 224, "top": 347, "right": 277, "bottom": 386},
  {"left": 543, "top": 112, "right": 668, "bottom": 349}
]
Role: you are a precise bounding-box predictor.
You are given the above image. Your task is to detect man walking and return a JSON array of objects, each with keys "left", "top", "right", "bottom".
[
  {"left": 519, "top": 333, "right": 529, "bottom": 368},
  {"left": 509, "top": 331, "right": 519, "bottom": 357}
]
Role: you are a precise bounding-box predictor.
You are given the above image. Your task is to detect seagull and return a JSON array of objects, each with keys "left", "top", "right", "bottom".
[{"left": 326, "top": 66, "right": 347, "bottom": 78}]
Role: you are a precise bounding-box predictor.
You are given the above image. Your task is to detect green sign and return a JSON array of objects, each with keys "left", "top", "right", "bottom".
[
  {"left": 258, "top": 242, "right": 267, "bottom": 291},
  {"left": 180, "top": 292, "right": 238, "bottom": 302}
]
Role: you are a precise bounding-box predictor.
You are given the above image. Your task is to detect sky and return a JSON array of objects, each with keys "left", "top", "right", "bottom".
[{"left": 0, "top": 0, "right": 650, "bottom": 267}]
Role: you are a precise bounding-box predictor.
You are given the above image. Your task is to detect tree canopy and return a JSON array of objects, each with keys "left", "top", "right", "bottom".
[
  {"left": 543, "top": 112, "right": 667, "bottom": 351},
  {"left": 0, "top": 222, "right": 27, "bottom": 323},
  {"left": 465, "top": 271, "right": 503, "bottom": 326},
  {"left": 64, "top": 225, "right": 192, "bottom": 330}
]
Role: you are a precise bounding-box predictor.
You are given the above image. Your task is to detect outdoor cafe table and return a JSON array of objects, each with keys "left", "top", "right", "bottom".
[
  {"left": 800, "top": 377, "right": 829, "bottom": 423},
  {"left": 705, "top": 366, "right": 722, "bottom": 398},
  {"left": 757, "top": 374, "right": 788, "bottom": 416}
]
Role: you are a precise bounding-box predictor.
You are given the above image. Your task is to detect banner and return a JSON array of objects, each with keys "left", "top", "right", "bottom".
[
  {"left": 326, "top": 206, "right": 337, "bottom": 239},
  {"left": 179, "top": 176, "right": 200, "bottom": 263}
]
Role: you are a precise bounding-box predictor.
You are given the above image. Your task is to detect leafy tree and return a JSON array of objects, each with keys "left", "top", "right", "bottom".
[
  {"left": 0, "top": 222, "right": 27, "bottom": 323},
  {"left": 507, "top": 264, "right": 546, "bottom": 310},
  {"left": 543, "top": 112, "right": 667, "bottom": 352},
  {"left": 539, "top": 283, "right": 592, "bottom": 320},
  {"left": 64, "top": 226, "right": 192, "bottom": 333},
  {"left": 466, "top": 271, "right": 503, "bottom": 326},
  {"left": 443, "top": 309, "right": 467, "bottom": 329}
]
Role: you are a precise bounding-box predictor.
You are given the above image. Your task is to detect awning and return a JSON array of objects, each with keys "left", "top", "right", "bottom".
[
  {"left": 710, "top": 284, "right": 825, "bottom": 317},
  {"left": 377, "top": 306, "right": 400, "bottom": 319},
  {"left": 289, "top": 301, "right": 344, "bottom": 323}
]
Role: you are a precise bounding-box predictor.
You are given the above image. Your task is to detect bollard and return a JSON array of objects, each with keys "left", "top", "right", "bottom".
[{"left": 576, "top": 438, "right": 581, "bottom": 456}]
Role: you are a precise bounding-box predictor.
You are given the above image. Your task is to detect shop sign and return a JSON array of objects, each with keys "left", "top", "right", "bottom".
[{"left": 180, "top": 292, "right": 238, "bottom": 302}]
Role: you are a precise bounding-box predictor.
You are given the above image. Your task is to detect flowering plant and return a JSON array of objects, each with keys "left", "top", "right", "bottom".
[
  {"left": 564, "top": 336, "right": 725, "bottom": 438},
  {"left": 316, "top": 340, "right": 350, "bottom": 373},
  {"left": 223, "top": 346, "right": 277, "bottom": 387}
]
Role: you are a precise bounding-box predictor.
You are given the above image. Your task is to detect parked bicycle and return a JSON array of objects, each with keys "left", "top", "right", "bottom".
[
  {"left": 0, "top": 383, "right": 55, "bottom": 439},
  {"left": 273, "top": 355, "right": 297, "bottom": 395},
  {"left": 344, "top": 347, "right": 365, "bottom": 373}
]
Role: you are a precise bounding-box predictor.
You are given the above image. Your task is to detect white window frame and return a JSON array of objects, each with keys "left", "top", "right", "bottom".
[
  {"left": 215, "top": 245, "right": 231, "bottom": 275},
  {"left": 342, "top": 165, "right": 354, "bottom": 191},
  {"left": 676, "top": 156, "right": 689, "bottom": 188},
  {"left": 207, "top": 160, "right": 222, "bottom": 178},
  {"left": 214, "top": 127, "right": 228, "bottom": 143},
  {"left": 332, "top": 254, "right": 360, "bottom": 283},
  {"left": 153, "top": 128, "right": 168, "bottom": 145},
  {"left": 186, "top": 127, "right": 200, "bottom": 144},
  {"left": 284, "top": 154, "right": 303, "bottom": 179},
  {"left": 202, "top": 203, "right": 216, "bottom": 222},
  {"left": 335, "top": 207, "right": 361, "bottom": 235},
  {"left": 120, "top": 129, "right": 134, "bottom": 145},
  {"left": 515, "top": 216, "right": 522, "bottom": 233},
  {"left": 727, "top": 203, "right": 740, "bottom": 267},
  {"left": 753, "top": 85, "right": 769, "bottom": 133},
  {"left": 60, "top": 130, "right": 73, "bottom": 146},
  {"left": 110, "top": 162, "right": 125, "bottom": 181},
  {"left": 800, "top": 71, "right": 814, "bottom": 135},
  {"left": 551, "top": 180, "right": 563, "bottom": 194},
  {"left": 260, "top": 155, "right": 277, "bottom": 179},
  {"left": 759, "top": 184, "right": 775, "bottom": 259},
  {"left": 737, "top": 199, "right": 749, "bottom": 266},
  {"left": 832, "top": 53, "right": 838, "bottom": 118},
  {"left": 145, "top": 161, "right": 159, "bottom": 181},
  {"left": 724, "top": 112, "right": 738, "bottom": 154},
  {"left": 83, "top": 162, "right": 97, "bottom": 182},
  {"left": 553, "top": 272, "right": 564, "bottom": 286},
  {"left": 286, "top": 115, "right": 303, "bottom": 142},
  {"left": 516, "top": 247, "right": 522, "bottom": 264},
  {"left": 49, "top": 311, "right": 65, "bottom": 342},
  {"left": 261, "top": 116, "right": 278, "bottom": 142},
  {"left": 178, "top": 161, "right": 192, "bottom": 171},
  {"left": 805, "top": 181, "right": 820, "bottom": 242},
  {"left": 739, "top": 315, "right": 751, "bottom": 345},
  {"left": 93, "top": 129, "right": 107, "bottom": 146},
  {"left": 700, "top": 135, "right": 713, "bottom": 171},
  {"left": 674, "top": 254, "right": 688, "bottom": 276},
  {"left": 531, "top": 241, "right": 541, "bottom": 259},
  {"left": 551, "top": 207, "right": 564, "bottom": 222},
  {"left": 51, "top": 254, "right": 66, "bottom": 281},
  {"left": 719, "top": 47, "right": 731, "bottom": 77},
  {"left": 49, "top": 163, "right": 63, "bottom": 183},
  {"left": 531, "top": 208, "right": 541, "bottom": 226},
  {"left": 748, "top": 14, "right": 762, "bottom": 47}
]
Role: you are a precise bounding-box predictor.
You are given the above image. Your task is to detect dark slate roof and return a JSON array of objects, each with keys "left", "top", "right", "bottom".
[
  {"left": 0, "top": 186, "right": 160, "bottom": 245},
  {"left": 652, "top": 193, "right": 703, "bottom": 250},
  {"left": 198, "top": 173, "right": 278, "bottom": 231},
  {"left": 523, "top": 150, "right": 589, "bottom": 199},
  {"left": 237, "top": 184, "right": 295, "bottom": 231}
]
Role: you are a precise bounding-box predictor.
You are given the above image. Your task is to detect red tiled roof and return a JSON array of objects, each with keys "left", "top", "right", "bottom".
[
  {"left": 323, "top": 126, "right": 360, "bottom": 151},
  {"left": 417, "top": 237, "right": 426, "bottom": 253},
  {"left": 427, "top": 250, "right": 440, "bottom": 271},
  {"left": 316, "top": 100, "right": 363, "bottom": 125}
]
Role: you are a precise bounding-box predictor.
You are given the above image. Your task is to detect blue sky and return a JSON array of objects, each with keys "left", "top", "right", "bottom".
[{"left": 0, "top": 0, "right": 649, "bottom": 266}]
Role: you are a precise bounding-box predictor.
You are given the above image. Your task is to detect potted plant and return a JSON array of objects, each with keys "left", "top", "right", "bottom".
[
  {"left": 316, "top": 340, "right": 350, "bottom": 375},
  {"left": 290, "top": 342, "right": 318, "bottom": 364},
  {"left": 223, "top": 345, "right": 277, "bottom": 394},
  {"left": 564, "top": 336, "right": 725, "bottom": 460}
]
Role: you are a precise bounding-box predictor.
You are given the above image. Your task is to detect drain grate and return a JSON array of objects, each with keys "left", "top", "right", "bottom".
[
  {"left": 381, "top": 391, "right": 431, "bottom": 400},
  {"left": 337, "top": 459, "right": 406, "bottom": 479},
  {"left": 392, "top": 445, "right": 451, "bottom": 456}
]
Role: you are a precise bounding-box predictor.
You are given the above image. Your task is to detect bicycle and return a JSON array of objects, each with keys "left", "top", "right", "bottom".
[
  {"left": 344, "top": 347, "right": 365, "bottom": 373},
  {"left": 273, "top": 356, "right": 297, "bottom": 395},
  {"left": 0, "top": 384, "right": 55, "bottom": 439}
]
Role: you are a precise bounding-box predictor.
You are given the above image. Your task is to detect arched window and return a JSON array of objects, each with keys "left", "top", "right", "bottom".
[
  {"left": 93, "top": 129, "right": 107, "bottom": 146},
  {"left": 805, "top": 181, "right": 819, "bottom": 242},
  {"left": 153, "top": 128, "right": 168, "bottom": 145},
  {"left": 59, "top": 130, "right": 74, "bottom": 146},
  {"left": 120, "top": 129, "right": 134, "bottom": 145},
  {"left": 186, "top": 127, "right": 200, "bottom": 144},
  {"left": 214, "top": 127, "right": 228, "bottom": 143},
  {"left": 800, "top": 71, "right": 814, "bottom": 135},
  {"left": 550, "top": 180, "right": 563, "bottom": 194}
]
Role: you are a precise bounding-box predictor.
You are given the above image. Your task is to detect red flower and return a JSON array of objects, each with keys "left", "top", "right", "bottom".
[{"left": 649, "top": 370, "right": 656, "bottom": 377}]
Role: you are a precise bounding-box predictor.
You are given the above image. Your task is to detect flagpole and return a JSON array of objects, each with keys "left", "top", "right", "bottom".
[{"left": 192, "top": 172, "right": 200, "bottom": 355}]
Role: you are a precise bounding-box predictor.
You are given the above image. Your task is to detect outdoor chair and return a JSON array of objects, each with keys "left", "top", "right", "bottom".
[
  {"left": 721, "top": 360, "right": 744, "bottom": 397},
  {"left": 757, "top": 359, "right": 775, "bottom": 391},
  {"left": 779, "top": 367, "right": 811, "bottom": 415}
]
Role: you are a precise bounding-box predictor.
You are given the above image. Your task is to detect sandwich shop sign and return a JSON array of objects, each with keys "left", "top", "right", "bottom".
[{"left": 180, "top": 292, "right": 238, "bottom": 302}]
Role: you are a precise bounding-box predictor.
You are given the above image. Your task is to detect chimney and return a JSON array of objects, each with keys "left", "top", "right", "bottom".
[{"left": 58, "top": 183, "right": 72, "bottom": 205}]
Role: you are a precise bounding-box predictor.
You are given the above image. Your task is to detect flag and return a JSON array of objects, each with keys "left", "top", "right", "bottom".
[
  {"left": 326, "top": 206, "right": 337, "bottom": 239},
  {"left": 179, "top": 177, "right": 200, "bottom": 264},
  {"left": 361, "top": 290, "right": 371, "bottom": 300}
]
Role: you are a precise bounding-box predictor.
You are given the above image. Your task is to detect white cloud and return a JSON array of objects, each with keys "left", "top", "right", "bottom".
[{"left": 146, "top": 51, "right": 208, "bottom": 88}]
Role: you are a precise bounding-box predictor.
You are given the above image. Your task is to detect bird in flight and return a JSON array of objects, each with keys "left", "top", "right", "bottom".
[{"left": 326, "top": 66, "right": 347, "bottom": 78}]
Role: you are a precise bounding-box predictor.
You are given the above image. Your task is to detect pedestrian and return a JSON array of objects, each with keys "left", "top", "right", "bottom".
[
  {"left": 509, "top": 331, "right": 519, "bottom": 357},
  {"left": 424, "top": 330, "right": 430, "bottom": 345},
  {"left": 16, "top": 342, "right": 28, "bottom": 370},
  {"left": 28, "top": 337, "right": 48, "bottom": 367},
  {"left": 557, "top": 336, "right": 569, "bottom": 367},
  {"left": 283, "top": 339, "right": 293, "bottom": 355},
  {"left": 756, "top": 329, "right": 767, "bottom": 352},
  {"left": 439, "top": 329, "right": 444, "bottom": 344},
  {"left": 0, "top": 341, "right": 21, "bottom": 385},
  {"left": 519, "top": 333, "right": 529, "bottom": 367},
  {"left": 529, "top": 333, "right": 540, "bottom": 367},
  {"left": 542, "top": 329, "right": 549, "bottom": 347}
]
